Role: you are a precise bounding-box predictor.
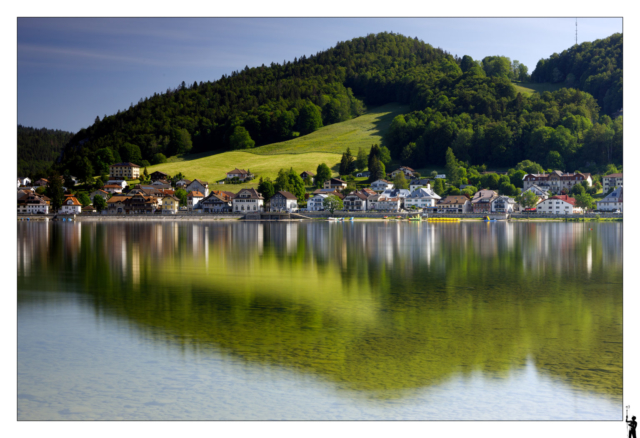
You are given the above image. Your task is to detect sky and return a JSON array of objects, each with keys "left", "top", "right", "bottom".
[{"left": 17, "top": 17, "right": 622, "bottom": 133}]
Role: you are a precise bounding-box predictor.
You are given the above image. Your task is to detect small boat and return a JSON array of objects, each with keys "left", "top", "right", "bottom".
[
  {"left": 409, "top": 216, "right": 421, "bottom": 222},
  {"left": 484, "top": 216, "right": 497, "bottom": 222}
]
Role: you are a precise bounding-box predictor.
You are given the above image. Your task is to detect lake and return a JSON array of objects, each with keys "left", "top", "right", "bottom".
[{"left": 17, "top": 220, "right": 623, "bottom": 420}]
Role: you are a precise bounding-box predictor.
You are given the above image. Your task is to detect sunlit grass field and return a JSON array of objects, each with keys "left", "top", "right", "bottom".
[{"left": 513, "top": 82, "right": 567, "bottom": 96}]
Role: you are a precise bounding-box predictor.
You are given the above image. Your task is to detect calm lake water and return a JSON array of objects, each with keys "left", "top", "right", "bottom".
[{"left": 17, "top": 220, "right": 622, "bottom": 420}]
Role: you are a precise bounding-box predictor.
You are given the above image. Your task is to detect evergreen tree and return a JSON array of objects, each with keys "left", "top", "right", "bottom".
[
  {"left": 355, "top": 147, "right": 368, "bottom": 171},
  {"left": 445, "top": 148, "right": 461, "bottom": 187},
  {"left": 46, "top": 170, "right": 65, "bottom": 212},
  {"left": 393, "top": 171, "right": 409, "bottom": 189}
]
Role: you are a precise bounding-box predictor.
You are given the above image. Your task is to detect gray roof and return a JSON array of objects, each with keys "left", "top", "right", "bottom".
[
  {"left": 407, "top": 187, "right": 440, "bottom": 199},
  {"left": 381, "top": 188, "right": 411, "bottom": 198}
]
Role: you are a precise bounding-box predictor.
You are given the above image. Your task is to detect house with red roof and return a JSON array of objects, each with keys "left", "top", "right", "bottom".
[{"left": 536, "top": 195, "right": 583, "bottom": 215}]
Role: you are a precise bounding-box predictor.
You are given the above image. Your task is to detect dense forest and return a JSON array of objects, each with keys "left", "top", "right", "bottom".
[
  {"left": 17, "top": 125, "right": 74, "bottom": 178},
  {"left": 531, "top": 33, "right": 622, "bottom": 115},
  {"left": 47, "top": 32, "right": 622, "bottom": 178}
]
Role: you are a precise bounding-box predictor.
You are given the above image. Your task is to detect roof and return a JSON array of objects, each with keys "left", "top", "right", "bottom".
[
  {"left": 398, "top": 166, "right": 415, "bottom": 171},
  {"left": 274, "top": 190, "right": 298, "bottom": 200},
  {"left": 329, "top": 178, "right": 346, "bottom": 184},
  {"left": 300, "top": 170, "right": 315, "bottom": 176},
  {"left": 82, "top": 205, "right": 96, "bottom": 211},
  {"left": 547, "top": 195, "right": 576, "bottom": 206},
  {"left": 439, "top": 195, "right": 470, "bottom": 205},
  {"left": 150, "top": 171, "right": 169, "bottom": 175},
  {"left": 188, "top": 191, "right": 205, "bottom": 198},
  {"left": 176, "top": 179, "right": 192, "bottom": 184},
  {"left": 110, "top": 162, "right": 140, "bottom": 168},
  {"left": 104, "top": 184, "right": 123, "bottom": 189},
  {"left": 235, "top": 188, "right": 264, "bottom": 199},
  {"left": 152, "top": 179, "right": 170, "bottom": 184},
  {"left": 189, "top": 178, "right": 209, "bottom": 186},
  {"left": 411, "top": 178, "right": 431, "bottom": 185},
  {"left": 227, "top": 168, "right": 250, "bottom": 175},
  {"left": 604, "top": 173, "right": 623, "bottom": 178},
  {"left": 65, "top": 197, "right": 82, "bottom": 206},
  {"left": 92, "top": 189, "right": 109, "bottom": 195},
  {"left": 407, "top": 187, "right": 440, "bottom": 199},
  {"left": 372, "top": 179, "right": 392, "bottom": 185},
  {"left": 345, "top": 191, "right": 368, "bottom": 200},
  {"left": 472, "top": 190, "right": 498, "bottom": 203}
]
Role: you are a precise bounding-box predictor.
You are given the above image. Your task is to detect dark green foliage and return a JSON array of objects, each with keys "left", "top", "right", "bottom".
[
  {"left": 45, "top": 171, "right": 64, "bottom": 211},
  {"left": 257, "top": 177, "right": 276, "bottom": 201},
  {"left": 175, "top": 188, "right": 187, "bottom": 206},
  {"left": 153, "top": 153, "right": 168, "bottom": 164},
  {"left": 571, "top": 184, "right": 586, "bottom": 196},
  {"left": 17, "top": 125, "right": 74, "bottom": 179},
  {"left": 120, "top": 143, "right": 142, "bottom": 164},
  {"left": 432, "top": 178, "right": 445, "bottom": 196},
  {"left": 368, "top": 156, "right": 386, "bottom": 183},
  {"left": 531, "top": 33, "right": 622, "bottom": 115},
  {"left": 546, "top": 151, "right": 564, "bottom": 169},
  {"left": 355, "top": 147, "right": 368, "bottom": 171},
  {"left": 393, "top": 172, "right": 409, "bottom": 189},
  {"left": 445, "top": 148, "right": 460, "bottom": 187},
  {"left": 323, "top": 195, "right": 343, "bottom": 214},
  {"left": 297, "top": 102, "right": 324, "bottom": 134},
  {"left": 230, "top": 126, "right": 255, "bottom": 150},
  {"left": 77, "top": 192, "right": 91, "bottom": 207},
  {"left": 315, "top": 163, "right": 332, "bottom": 188},
  {"left": 93, "top": 194, "right": 107, "bottom": 211},
  {"left": 274, "top": 168, "right": 306, "bottom": 202}
]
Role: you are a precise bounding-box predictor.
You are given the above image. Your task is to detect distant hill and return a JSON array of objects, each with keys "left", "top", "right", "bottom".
[
  {"left": 531, "top": 33, "right": 622, "bottom": 115},
  {"left": 18, "top": 125, "right": 74, "bottom": 178},
  {"left": 56, "top": 32, "right": 622, "bottom": 179}
]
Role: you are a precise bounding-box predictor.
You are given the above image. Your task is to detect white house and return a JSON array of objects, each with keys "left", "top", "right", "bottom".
[
  {"left": 596, "top": 186, "right": 623, "bottom": 212},
  {"left": 18, "top": 193, "right": 49, "bottom": 214},
  {"left": 404, "top": 186, "right": 441, "bottom": 210},
  {"left": 105, "top": 180, "right": 128, "bottom": 189},
  {"left": 103, "top": 184, "right": 124, "bottom": 194},
  {"left": 437, "top": 195, "right": 471, "bottom": 213},
  {"left": 602, "top": 173, "right": 623, "bottom": 191},
  {"left": 233, "top": 188, "right": 264, "bottom": 213},
  {"left": 18, "top": 176, "right": 31, "bottom": 186},
  {"left": 151, "top": 179, "right": 172, "bottom": 190},
  {"left": 323, "top": 178, "right": 347, "bottom": 190},
  {"left": 381, "top": 188, "right": 411, "bottom": 208},
  {"left": 90, "top": 189, "right": 110, "bottom": 203},
  {"left": 187, "top": 191, "right": 205, "bottom": 211},
  {"left": 370, "top": 179, "right": 394, "bottom": 192},
  {"left": 491, "top": 196, "right": 517, "bottom": 213},
  {"left": 175, "top": 179, "right": 192, "bottom": 190},
  {"left": 522, "top": 184, "right": 550, "bottom": 200},
  {"left": 200, "top": 192, "right": 233, "bottom": 212},
  {"left": 60, "top": 196, "right": 82, "bottom": 214},
  {"left": 343, "top": 191, "right": 369, "bottom": 211},
  {"left": 523, "top": 171, "right": 592, "bottom": 194},
  {"left": 536, "top": 195, "right": 582, "bottom": 215},
  {"left": 307, "top": 194, "right": 328, "bottom": 211},
  {"left": 369, "top": 194, "right": 401, "bottom": 211},
  {"left": 409, "top": 178, "right": 432, "bottom": 192},
  {"left": 186, "top": 179, "right": 209, "bottom": 197},
  {"left": 226, "top": 168, "right": 254, "bottom": 181},
  {"left": 389, "top": 166, "right": 415, "bottom": 178},
  {"left": 269, "top": 191, "right": 298, "bottom": 212}
]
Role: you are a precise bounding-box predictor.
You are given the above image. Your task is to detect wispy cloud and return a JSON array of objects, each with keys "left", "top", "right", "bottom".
[{"left": 18, "top": 43, "right": 167, "bottom": 67}]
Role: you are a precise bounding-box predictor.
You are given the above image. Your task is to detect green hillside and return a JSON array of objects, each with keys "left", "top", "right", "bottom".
[
  {"left": 142, "top": 103, "right": 407, "bottom": 190},
  {"left": 249, "top": 103, "right": 408, "bottom": 155},
  {"left": 512, "top": 82, "right": 566, "bottom": 96}
]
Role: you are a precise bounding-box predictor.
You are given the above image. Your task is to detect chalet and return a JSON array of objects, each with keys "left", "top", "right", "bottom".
[
  {"left": 60, "top": 196, "right": 82, "bottom": 214},
  {"left": 370, "top": 179, "right": 394, "bottom": 192},
  {"left": 343, "top": 190, "right": 369, "bottom": 211},
  {"left": 602, "top": 173, "right": 623, "bottom": 191},
  {"left": 34, "top": 178, "right": 49, "bottom": 187},
  {"left": 596, "top": 186, "right": 623, "bottom": 212},
  {"left": 151, "top": 179, "right": 172, "bottom": 190},
  {"left": 437, "top": 195, "right": 471, "bottom": 213},
  {"left": 389, "top": 166, "right": 415, "bottom": 178},
  {"left": 226, "top": 168, "right": 254, "bottom": 181},
  {"left": 187, "top": 191, "right": 205, "bottom": 211},
  {"left": 404, "top": 186, "right": 441, "bottom": 210},
  {"left": 186, "top": 179, "right": 209, "bottom": 197},
  {"left": 109, "top": 162, "right": 140, "bottom": 179},
  {"left": 323, "top": 178, "right": 347, "bottom": 190},
  {"left": 491, "top": 196, "right": 517, "bottom": 213},
  {"left": 313, "top": 188, "right": 344, "bottom": 199},
  {"left": 307, "top": 194, "right": 328, "bottom": 211},
  {"left": 150, "top": 171, "right": 170, "bottom": 181},
  {"left": 104, "top": 184, "right": 124, "bottom": 194},
  {"left": 232, "top": 188, "right": 264, "bottom": 212},
  {"left": 106, "top": 194, "right": 158, "bottom": 214},
  {"left": 369, "top": 194, "right": 401, "bottom": 211},
  {"left": 82, "top": 205, "right": 97, "bottom": 214},
  {"left": 409, "top": 178, "right": 432, "bottom": 192},
  {"left": 90, "top": 189, "right": 110, "bottom": 203},
  {"left": 537, "top": 195, "right": 582, "bottom": 215},
  {"left": 471, "top": 190, "right": 499, "bottom": 213},
  {"left": 17, "top": 193, "right": 49, "bottom": 214},
  {"left": 300, "top": 171, "right": 315, "bottom": 183},
  {"left": 381, "top": 188, "right": 410, "bottom": 208},
  {"left": 522, "top": 171, "right": 592, "bottom": 194},
  {"left": 201, "top": 191, "right": 233, "bottom": 212},
  {"left": 162, "top": 195, "right": 180, "bottom": 214},
  {"left": 175, "top": 179, "right": 192, "bottom": 189},
  {"left": 522, "top": 184, "right": 550, "bottom": 200},
  {"left": 270, "top": 191, "right": 298, "bottom": 212}
]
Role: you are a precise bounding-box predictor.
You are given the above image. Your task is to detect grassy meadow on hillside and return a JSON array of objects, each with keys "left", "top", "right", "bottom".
[
  {"left": 512, "top": 82, "right": 567, "bottom": 96},
  {"left": 144, "top": 151, "right": 343, "bottom": 192},
  {"left": 141, "top": 103, "right": 408, "bottom": 191},
  {"left": 248, "top": 103, "right": 408, "bottom": 155}
]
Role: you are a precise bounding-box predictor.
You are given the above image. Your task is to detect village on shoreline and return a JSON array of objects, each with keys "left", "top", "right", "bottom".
[{"left": 18, "top": 160, "right": 623, "bottom": 221}]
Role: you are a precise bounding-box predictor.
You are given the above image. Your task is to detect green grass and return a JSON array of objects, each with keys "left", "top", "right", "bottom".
[
  {"left": 512, "top": 82, "right": 567, "bottom": 96},
  {"left": 248, "top": 102, "right": 409, "bottom": 155},
  {"left": 142, "top": 103, "right": 410, "bottom": 192}
]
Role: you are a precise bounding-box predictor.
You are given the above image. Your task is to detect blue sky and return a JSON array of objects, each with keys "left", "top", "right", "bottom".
[{"left": 17, "top": 17, "right": 622, "bottom": 133}]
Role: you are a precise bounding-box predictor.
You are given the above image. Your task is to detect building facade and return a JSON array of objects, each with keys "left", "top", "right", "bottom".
[
  {"left": 602, "top": 173, "right": 623, "bottom": 191},
  {"left": 109, "top": 162, "right": 141, "bottom": 179},
  {"left": 523, "top": 171, "right": 592, "bottom": 194},
  {"left": 232, "top": 188, "right": 264, "bottom": 212},
  {"left": 269, "top": 191, "right": 298, "bottom": 212},
  {"left": 536, "top": 195, "right": 582, "bottom": 215}
]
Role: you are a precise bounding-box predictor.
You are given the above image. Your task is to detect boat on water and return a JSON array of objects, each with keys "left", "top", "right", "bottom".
[{"left": 408, "top": 216, "right": 421, "bottom": 222}]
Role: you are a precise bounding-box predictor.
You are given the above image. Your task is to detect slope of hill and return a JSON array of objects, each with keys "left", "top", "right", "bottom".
[
  {"left": 531, "top": 33, "right": 622, "bottom": 115},
  {"left": 249, "top": 103, "right": 408, "bottom": 155},
  {"left": 511, "top": 82, "right": 566, "bottom": 96},
  {"left": 18, "top": 125, "right": 74, "bottom": 178}
]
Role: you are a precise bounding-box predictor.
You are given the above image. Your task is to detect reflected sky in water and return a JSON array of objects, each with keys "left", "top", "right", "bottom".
[{"left": 17, "top": 221, "right": 622, "bottom": 420}]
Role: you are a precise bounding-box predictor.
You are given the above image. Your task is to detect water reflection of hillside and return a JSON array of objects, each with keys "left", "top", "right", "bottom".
[{"left": 17, "top": 222, "right": 622, "bottom": 400}]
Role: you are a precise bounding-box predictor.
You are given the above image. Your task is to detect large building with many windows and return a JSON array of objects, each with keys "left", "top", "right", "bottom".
[
  {"left": 522, "top": 170, "right": 591, "bottom": 194},
  {"left": 109, "top": 162, "right": 141, "bottom": 179}
]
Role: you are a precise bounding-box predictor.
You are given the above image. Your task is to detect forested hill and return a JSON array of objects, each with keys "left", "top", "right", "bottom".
[
  {"left": 18, "top": 125, "right": 74, "bottom": 178},
  {"left": 531, "top": 33, "right": 622, "bottom": 115},
  {"left": 57, "top": 32, "right": 622, "bottom": 179}
]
